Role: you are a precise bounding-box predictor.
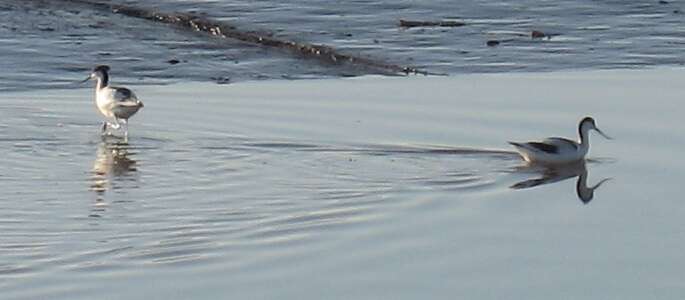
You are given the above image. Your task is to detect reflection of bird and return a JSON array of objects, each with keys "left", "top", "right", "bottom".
[
  {"left": 509, "top": 117, "right": 611, "bottom": 164},
  {"left": 90, "top": 137, "right": 137, "bottom": 195},
  {"left": 575, "top": 171, "right": 611, "bottom": 204},
  {"left": 83, "top": 65, "right": 143, "bottom": 139},
  {"left": 510, "top": 161, "right": 610, "bottom": 204}
]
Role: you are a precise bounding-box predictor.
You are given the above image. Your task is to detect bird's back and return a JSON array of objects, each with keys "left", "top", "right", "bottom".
[
  {"left": 111, "top": 86, "right": 138, "bottom": 102},
  {"left": 509, "top": 137, "right": 584, "bottom": 164},
  {"left": 542, "top": 137, "right": 579, "bottom": 151},
  {"left": 96, "top": 86, "right": 143, "bottom": 119}
]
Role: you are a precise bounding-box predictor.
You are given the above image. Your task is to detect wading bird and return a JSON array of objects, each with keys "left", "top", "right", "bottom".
[{"left": 83, "top": 65, "right": 143, "bottom": 138}]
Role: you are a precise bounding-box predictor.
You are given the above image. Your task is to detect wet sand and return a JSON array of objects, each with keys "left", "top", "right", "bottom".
[{"left": 1, "top": 68, "right": 684, "bottom": 299}]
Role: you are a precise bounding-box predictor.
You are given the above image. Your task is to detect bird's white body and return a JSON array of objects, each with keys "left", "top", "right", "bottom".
[
  {"left": 87, "top": 65, "right": 143, "bottom": 138},
  {"left": 95, "top": 83, "right": 142, "bottom": 120},
  {"left": 510, "top": 137, "right": 588, "bottom": 164},
  {"left": 509, "top": 117, "right": 610, "bottom": 165}
]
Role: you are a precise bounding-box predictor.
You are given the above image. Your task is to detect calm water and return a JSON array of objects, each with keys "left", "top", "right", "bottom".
[
  {"left": 1, "top": 70, "right": 684, "bottom": 299},
  {"left": 1, "top": 0, "right": 684, "bottom": 298},
  {"left": 1, "top": 0, "right": 684, "bottom": 91}
]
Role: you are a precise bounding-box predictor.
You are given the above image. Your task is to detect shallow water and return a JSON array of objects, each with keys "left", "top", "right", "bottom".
[
  {"left": 1, "top": 69, "right": 684, "bottom": 299},
  {"left": 2, "top": 0, "right": 685, "bottom": 91}
]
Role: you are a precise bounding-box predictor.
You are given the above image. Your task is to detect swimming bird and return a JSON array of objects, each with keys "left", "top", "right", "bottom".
[
  {"left": 508, "top": 117, "right": 611, "bottom": 164},
  {"left": 83, "top": 65, "right": 143, "bottom": 138}
]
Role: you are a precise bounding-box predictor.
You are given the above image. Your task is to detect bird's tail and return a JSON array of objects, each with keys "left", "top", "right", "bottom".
[{"left": 508, "top": 141, "right": 523, "bottom": 148}]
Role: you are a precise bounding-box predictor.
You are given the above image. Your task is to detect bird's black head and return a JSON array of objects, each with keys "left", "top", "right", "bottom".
[
  {"left": 580, "top": 116, "right": 596, "bottom": 127},
  {"left": 579, "top": 116, "right": 597, "bottom": 136},
  {"left": 93, "top": 65, "right": 110, "bottom": 74},
  {"left": 89, "top": 65, "right": 111, "bottom": 86},
  {"left": 579, "top": 116, "right": 612, "bottom": 140}
]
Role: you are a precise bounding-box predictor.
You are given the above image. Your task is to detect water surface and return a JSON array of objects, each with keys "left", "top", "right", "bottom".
[{"left": 1, "top": 69, "right": 684, "bottom": 299}]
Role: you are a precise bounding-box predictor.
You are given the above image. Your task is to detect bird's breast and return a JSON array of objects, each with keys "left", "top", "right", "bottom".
[{"left": 95, "top": 90, "right": 115, "bottom": 118}]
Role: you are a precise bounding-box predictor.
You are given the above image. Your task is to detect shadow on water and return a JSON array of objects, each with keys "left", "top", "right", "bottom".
[
  {"left": 510, "top": 161, "right": 612, "bottom": 204},
  {"left": 90, "top": 135, "right": 139, "bottom": 216}
]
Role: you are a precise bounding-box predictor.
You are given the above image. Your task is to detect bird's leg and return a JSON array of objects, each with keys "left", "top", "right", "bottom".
[
  {"left": 101, "top": 121, "right": 108, "bottom": 134},
  {"left": 109, "top": 120, "right": 121, "bottom": 130},
  {"left": 121, "top": 119, "right": 129, "bottom": 140}
]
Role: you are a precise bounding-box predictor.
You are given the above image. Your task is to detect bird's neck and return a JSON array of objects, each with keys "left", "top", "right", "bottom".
[
  {"left": 578, "top": 125, "right": 590, "bottom": 151},
  {"left": 576, "top": 170, "right": 593, "bottom": 203},
  {"left": 95, "top": 73, "right": 109, "bottom": 91},
  {"left": 95, "top": 78, "right": 108, "bottom": 92}
]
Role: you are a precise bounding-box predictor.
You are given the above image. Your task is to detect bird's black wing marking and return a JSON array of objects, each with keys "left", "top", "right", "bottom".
[
  {"left": 113, "top": 87, "right": 136, "bottom": 101},
  {"left": 545, "top": 137, "right": 578, "bottom": 150},
  {"left": 527, "top": 142, "right": 559, "bottom": 154},
  {"left": 115, "top": 88, "right": 132, "bottom": 98}
]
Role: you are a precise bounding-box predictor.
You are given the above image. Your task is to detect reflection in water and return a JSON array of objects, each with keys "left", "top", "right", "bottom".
[
  {"left": 90, "top": 136, "right": 138, "bottom": 216},
  {"left": 510, "top": 161, "right": 611, "bottom": 204}
]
